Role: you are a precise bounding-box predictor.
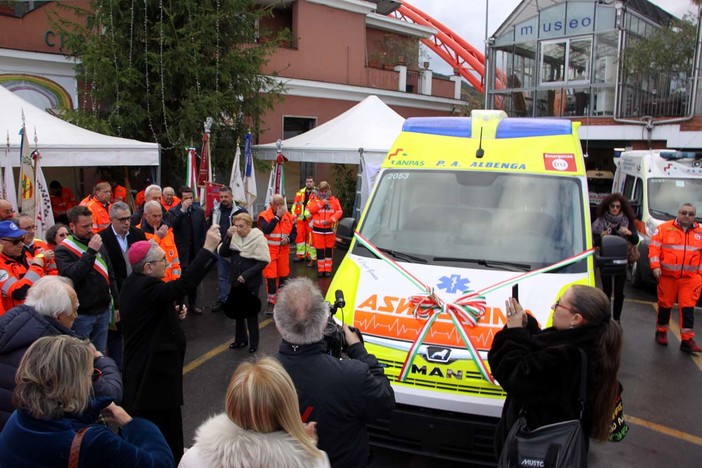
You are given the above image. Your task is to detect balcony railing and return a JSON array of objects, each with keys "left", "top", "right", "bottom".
[{"left": 619, "top": 71, "right": 690, "bottom": 118}]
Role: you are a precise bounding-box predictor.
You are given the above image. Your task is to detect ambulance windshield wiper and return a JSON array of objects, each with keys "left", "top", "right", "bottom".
[
  {"left": 377, "top": 247, "right": 428, "bottom": 264},
  {"left": 650, "top": 208, "right": 677, "bottom": 220},
  {"left": 433, "top": 257, "right": 531, "bottom": 271}
]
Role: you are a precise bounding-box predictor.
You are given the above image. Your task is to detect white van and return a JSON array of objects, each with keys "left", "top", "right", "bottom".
[{"left": 612, "top": 149, "right": 702, "bottom": 286}]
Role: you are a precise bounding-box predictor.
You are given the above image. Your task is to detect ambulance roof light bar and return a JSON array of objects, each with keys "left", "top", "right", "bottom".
[{"left": 660, "top": 151, "right": 702, "bottom": 161}]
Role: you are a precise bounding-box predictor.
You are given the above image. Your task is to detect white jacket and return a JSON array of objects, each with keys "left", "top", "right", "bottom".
[{"left": 178, "top": 414, "right": 330, "bottom": 468}]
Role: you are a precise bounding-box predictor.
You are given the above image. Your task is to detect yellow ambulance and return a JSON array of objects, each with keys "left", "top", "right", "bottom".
[{"left": 328, "top": 110, "right": 598, "bottom": 461}]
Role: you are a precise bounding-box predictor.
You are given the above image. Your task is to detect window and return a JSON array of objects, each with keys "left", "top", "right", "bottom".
[
  {"left": 283, "top": 116, "right": 316, "bottom": 139},
  {"left": 357, "top": 170, "right": 586, "bottom": 272},
  {"left": 540, "top": 37, "right": 592, "bottom": 86}
]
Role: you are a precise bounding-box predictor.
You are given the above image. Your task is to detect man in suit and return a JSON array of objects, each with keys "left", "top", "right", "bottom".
[
  {"left": 169, "top": 186, "right": 207, "bottom": 314},
  {"left": 99, "top": 201, "right": 147, "bottom": 367}
]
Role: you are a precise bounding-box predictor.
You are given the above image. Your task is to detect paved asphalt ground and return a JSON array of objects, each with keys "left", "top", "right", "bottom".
[{"left": 180, "top": 258, "right": 702, "bottom": 467}]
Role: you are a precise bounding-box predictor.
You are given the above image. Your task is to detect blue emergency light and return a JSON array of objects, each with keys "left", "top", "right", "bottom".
[
  {"left": 660, "top": 151, "right": 702, "bottom": 160},
  {"left": 403, "top": 117, "right": 572, "bottom": 139}
]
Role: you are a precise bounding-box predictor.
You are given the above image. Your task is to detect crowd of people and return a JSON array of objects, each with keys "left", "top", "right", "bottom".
[
  {"left": 0, "top": 176, "right": 699, "bottom": 466},
  {"left": 0, "top": 177, "right": 398, "bottom": 467}
]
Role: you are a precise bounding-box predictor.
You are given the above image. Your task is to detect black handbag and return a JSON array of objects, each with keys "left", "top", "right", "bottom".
[
  {"left": 223, "top": 283, "right": 262, "bottom": 319},
  {"left": 498, "top": 349, "right": 588, "bottom": 468}
]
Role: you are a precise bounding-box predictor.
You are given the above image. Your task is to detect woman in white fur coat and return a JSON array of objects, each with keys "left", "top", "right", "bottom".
[
  {"left": 218, "top": 212, "right": 270, "bottom": 353},
  {"left": 179, "top": 357, "right": 329, "bottom": 468}
]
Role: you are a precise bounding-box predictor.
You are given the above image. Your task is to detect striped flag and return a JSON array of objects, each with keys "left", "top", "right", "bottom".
[
  {"left": 18, "top": 124, "right": 35, "bottom": 217},
  {"left": 2, "top": 133, "right": 18, "bottom": 211},
  {"left": 243, "top": 132, "right": 257, "bottom": 212},
  {"left": 229, "top": 143, "right": 246, "bottom": 204},
  {"left": 185, "top": 147, "right": 198, "bottom": 190},
  {"left": 265, "top": 152, "right": 287, "bottom": 206},
  {"left": 33, "top": 150, "right": 54, "bottom": 240}
]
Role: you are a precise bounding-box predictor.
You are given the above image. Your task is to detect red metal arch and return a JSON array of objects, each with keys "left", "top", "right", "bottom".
[{"left": 391, "top": 1, "right": 504, "bottom": 94}]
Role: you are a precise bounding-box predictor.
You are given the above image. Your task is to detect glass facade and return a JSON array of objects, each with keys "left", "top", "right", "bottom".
[{"left": 486, "top": 0, "right": 667, "bottom": 118}]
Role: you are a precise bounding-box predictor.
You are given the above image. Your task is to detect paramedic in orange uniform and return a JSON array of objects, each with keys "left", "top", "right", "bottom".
[
  {"left": 0, "top": 221, "right": 45, "bottom": 313},
  {"left": 307, "top": 181, "right": 342, "bottom": 278},
  {"left": 291, "top": 177, "right": 317, "bottom": 265},
  {"left": 85, "top": 182, "right": 112, "bottom": 233},
  {"left": 49, "top": 180, "right": 76, "bottom": 224},
  {"left": 138, "top": 200, "right": 181, "bottom": 282},
  {"left": 650, "top": 203, "right": 702, "bottom": 354},
  {"left": 258, "top": 194, "right": 295, "bottom": 308}
]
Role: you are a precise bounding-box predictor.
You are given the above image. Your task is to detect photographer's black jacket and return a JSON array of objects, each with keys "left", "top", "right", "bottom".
[{"left": 277, "top": 340, "right": 395, "bottom": 468}]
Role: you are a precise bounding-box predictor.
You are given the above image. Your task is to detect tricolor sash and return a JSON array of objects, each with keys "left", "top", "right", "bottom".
[{"left": 61, "top": 235, "right": 110, "bottom": 282}]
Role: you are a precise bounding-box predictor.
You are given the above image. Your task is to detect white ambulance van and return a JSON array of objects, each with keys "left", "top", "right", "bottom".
[
  {"left": 328, "top": 110, "right": 599, "bottom": 463},
  {"left": 612, "top": 149, "right": 702, "bottom": 287}
]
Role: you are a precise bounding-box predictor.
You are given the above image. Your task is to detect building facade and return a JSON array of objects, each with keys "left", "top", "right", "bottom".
[{"left": 484, "top": 0, "right": 702, "bottom": 171}]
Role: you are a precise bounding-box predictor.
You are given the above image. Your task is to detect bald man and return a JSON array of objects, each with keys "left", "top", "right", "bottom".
[{"left": 0, "top": 200, "right": 14, "bottom": 222}]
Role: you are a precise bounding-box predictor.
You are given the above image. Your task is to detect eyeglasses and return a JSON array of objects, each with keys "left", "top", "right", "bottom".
[
  {"left": 680, "top": 210, "right": 696, "bottom": 217},
  {"left": 149, "top": 256, "right": 168, "bottom": 264},
  {"left": 1, "top": 238, "right": 22, "bottom": 245},
  {"left": 91, "top": 368, "right": 102, "bottom": 383},
  {"left": 57, "top": 232, "right": 68, "bottom": 238},
  {"left": 112, "top": 216, "right": 131, "bottom": 222},
  {"left": 609, "top": 204, "right": 621, "bottom": 209},
  {"left": 552, "top": 298, "right": 576, "bottom": 314}
]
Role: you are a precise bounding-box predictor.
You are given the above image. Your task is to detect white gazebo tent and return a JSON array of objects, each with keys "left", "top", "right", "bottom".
[
  {"left": 254, "top": 95, "right": 405, "bottom": 216},
  {"left": 1, "top": 85, "right": 160, "bottom": 167}
]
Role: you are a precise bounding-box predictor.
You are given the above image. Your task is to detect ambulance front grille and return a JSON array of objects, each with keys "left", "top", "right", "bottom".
[{"left": 378, "top": 358, "right": 507, "bottom": 397}]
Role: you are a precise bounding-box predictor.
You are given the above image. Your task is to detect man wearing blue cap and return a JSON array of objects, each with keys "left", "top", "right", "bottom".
[{"left": 0, "top": 221, "right": 46, "bottom": 313}]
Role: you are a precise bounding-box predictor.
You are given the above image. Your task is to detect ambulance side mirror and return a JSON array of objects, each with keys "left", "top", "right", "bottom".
[
  {"left": 335, "top": 217, "right": 357, "bottom": 251},
  {"left": 596, "top": 235, "right": 628, "bottom": 275},
  {"left": 629, "top": 201, "right": 642, "bottom": 219}
]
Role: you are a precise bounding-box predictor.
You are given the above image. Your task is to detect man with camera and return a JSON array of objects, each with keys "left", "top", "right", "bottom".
[{"left": 274, "top": 277, "right": 395, "bottom": 468}]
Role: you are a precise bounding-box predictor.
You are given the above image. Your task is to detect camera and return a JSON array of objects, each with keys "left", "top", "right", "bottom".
[{"left": 323, "top": 290, "right": 363, "bottom": 358}]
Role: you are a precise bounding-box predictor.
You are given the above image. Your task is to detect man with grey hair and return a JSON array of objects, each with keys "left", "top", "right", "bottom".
[
  {"left": 0, "top": 276, "right": 122, "bottom": 430},
  {"left": 119, "top": 225, "right": 221, "bottom": 463},
  {"left": 274, "top": 277, "right": 395, "bottom": 468},
  {"left": 131, "top": 184, "right": 172, "bottom": 226}
]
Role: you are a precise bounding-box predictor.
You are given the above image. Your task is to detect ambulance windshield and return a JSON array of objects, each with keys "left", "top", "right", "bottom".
[
  {"left": 648, "top": 179, "right": 702, "bottom": 222},
  {"left": 357, "top": 170, "right": 587, "bottom": 272}
]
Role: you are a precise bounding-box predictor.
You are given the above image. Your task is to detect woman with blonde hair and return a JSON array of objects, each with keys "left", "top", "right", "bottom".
[
  {"left": 218, "top": 212, "right": 270, "bottom": 353},
  {"left": 0, "top": 335, "right": 174, "bottom": 467},
  {"left": 180, "top": 357, "right": 329, "bottom": 468}
]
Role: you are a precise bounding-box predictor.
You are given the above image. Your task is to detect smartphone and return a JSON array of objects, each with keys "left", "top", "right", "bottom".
[{"left": 512, "top": 283, "right": 519, "bottom": 302}]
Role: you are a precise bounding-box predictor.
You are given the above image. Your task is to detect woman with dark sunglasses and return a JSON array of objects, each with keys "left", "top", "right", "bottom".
[
  {"left": 488, "top": 285, "right": 623, "bottom": 461},
  {"left": 591, "top": 192, "right": 639, "bottom": 322}
]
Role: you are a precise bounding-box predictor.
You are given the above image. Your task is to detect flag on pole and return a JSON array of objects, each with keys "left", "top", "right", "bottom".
[
  {"left": 185, "top": 147, "right": 198, "bottom": 190},
  {"left": 2, "top": 132, "right": 17, "bottom": 212},
  {"left": 243, "top": 132, "right": 257, "bottom": 212},
  {"left": 33, "top": 149, "right": 54, "bottom": 240},
  {"left": 265, "top": 151, "right": 287, "bottom": 206},
  {"left": 18, "top": 121, "right": 35, "bottom": 217},
  {"left": 229, "top": 143, "right": 246, "bottom": 204}
]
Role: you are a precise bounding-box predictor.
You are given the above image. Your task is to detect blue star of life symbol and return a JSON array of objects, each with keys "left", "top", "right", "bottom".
[{"left": 437, "top": 274, "right": 470, "bottom": 294}]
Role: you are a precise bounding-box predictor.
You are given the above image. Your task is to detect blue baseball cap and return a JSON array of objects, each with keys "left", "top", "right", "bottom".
[{"left": 0, "top": 221, "right": 27, "bottom": 239}]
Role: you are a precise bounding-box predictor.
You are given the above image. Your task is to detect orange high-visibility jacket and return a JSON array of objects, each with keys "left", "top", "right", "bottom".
[
  {"left": 258, "top": 207, "right": 295, "bottom": 255},
  {"left": 139, "top": 223, "right": 182, "bottom": 282},
  {"left": 291, "top": 187, "right": 317, "bottom": 220},
  {"left": 0, "top": 254, "right": 44, "bottom": 313},
  {"left": 50, "top": 187, "right": 76, "bottom": 217},
  {"left": 86, "top": 199, "right": 111, "bottom": 233},
  {"left": 649, "top": 219, "right": 702, "bottom": 278},
  {"left": 307, "top": 196, "right": 343, "bottom": 231}
]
